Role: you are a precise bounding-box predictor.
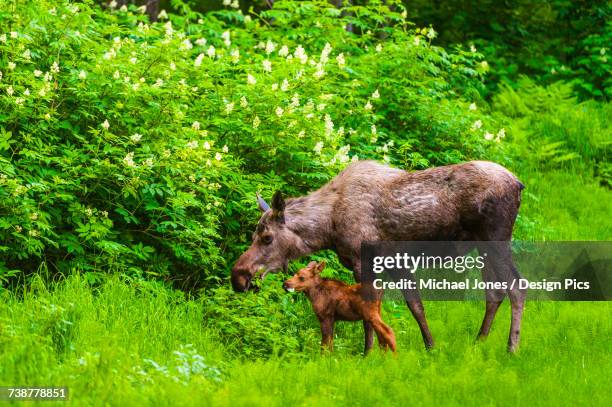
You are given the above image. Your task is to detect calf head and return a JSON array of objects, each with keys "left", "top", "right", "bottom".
[
  {"left": 231, "top": 191, "right": 311, "bottom": 292},
  {"left": 283, "top": 261, "right": 325, "bottom": 293}
]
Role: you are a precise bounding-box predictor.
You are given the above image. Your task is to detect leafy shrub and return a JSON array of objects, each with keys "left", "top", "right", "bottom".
[
  {"left": 0, "top": 0, "right": 496, "bottom": 286},
  {"left": 201, "top": 275, "right": 320, "bottom": 358}
]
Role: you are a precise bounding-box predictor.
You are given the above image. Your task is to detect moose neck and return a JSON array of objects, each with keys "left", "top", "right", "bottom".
[{"left": 284, "top": 188, "right": 335, "bottom": 257}]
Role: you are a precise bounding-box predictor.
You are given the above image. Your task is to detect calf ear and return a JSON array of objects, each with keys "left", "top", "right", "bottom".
[
  {"left": 315, "top": 261, "right": 326, "bottom": 274},
  {"left": 271, "top": 191, "right": 285, "bottom": 222}
]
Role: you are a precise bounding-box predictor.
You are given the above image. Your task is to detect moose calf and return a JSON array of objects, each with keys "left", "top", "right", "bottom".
[{"left": 283, "top": 261, "right": 396, "bottom": 353}]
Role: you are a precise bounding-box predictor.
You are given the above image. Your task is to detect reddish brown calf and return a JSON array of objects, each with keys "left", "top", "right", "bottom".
[{"left": 284, "top": 261, "right": 396, "bottom": 353}]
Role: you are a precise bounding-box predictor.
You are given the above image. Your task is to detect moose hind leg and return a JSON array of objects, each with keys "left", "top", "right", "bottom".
[{"left": 477, "top": 259, "right": 506, "bottom": 340}]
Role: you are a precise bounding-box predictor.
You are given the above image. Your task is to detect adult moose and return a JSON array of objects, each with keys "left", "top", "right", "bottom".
[{"left": 231, "top": 160, "right": 526, "bottom": 352}]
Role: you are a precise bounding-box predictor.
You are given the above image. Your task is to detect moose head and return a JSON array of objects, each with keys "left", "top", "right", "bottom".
[{"left": 231, "top": 191, "right": 312, "bottom": 292}]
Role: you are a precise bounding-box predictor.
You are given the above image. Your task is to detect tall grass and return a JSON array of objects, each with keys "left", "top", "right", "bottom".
[{"left": 0, "top": 275, "right": 610, "bottom": 406}]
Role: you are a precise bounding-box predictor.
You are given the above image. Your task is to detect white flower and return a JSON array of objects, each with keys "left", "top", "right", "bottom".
[
  {"left": 145, "top": 157, "right": 154, "bottom": 167},
  {"left": 470, "top": 44, "right": 477, "bottom": 53},
  {"left": 314, "top": 141, "right": 324, "bottom": 154},
  {"left": 375, "top": 44, "right": 383, "bottom": 52},
  {"left": 170, "top": 62, "right": 176, "bottom": 70},
  {"left": 123, "top": 152, "right": 135, "bottom": 167},
  {"left": 275, "top": 106, "right": 284, "bottom": 117},
  {"left": 253, "top": 116, "right": 260, "bottom": 129},
  {"left": 471, "top": 120, "right": 482, "bottom": 130},
  {"left": 23, "top": 88, "right": 30, "bottom": 96},
  {"left": 278, "top": 45, "right": 289, "bottom": 57},
  {"left": 138, "top": 5, "right": 147, "bottom": 14},
  {"left": 195, "top": 38, "right": 207, "bottom": 47},
  {"left": 130, "top": 57, "right": 138, "bottom": 64},
  {"left": 247, "top": 74, "right": 256, "bottom": 85},
  {"left": 225, "top": 102, "right": 235, "bottom": 114},
  {"left": 51, "top": 61, "right": 60, "bottom": 73},
  {"left": 230, "top": 49, "right": 240, "bottom": 63},
  {"left": 262, "top": 59, "right": 272, "bottom": 73},
  {"left": 480, "top": 61, "right": 489, "bottom": 70},
  {"left": 15, "top": 97, "right": 24, "bottom": 105},
  {"left": 372, "top": 89, "right": 380, "bottom": 99},
  {"left": 187, "top": 140, "right": 198, "bottom": 149},
  {"left": 336, "top": 53, "right": 346, "bottom": 68},
  {"left": 215, "top": 152, "right": 222, "bottom": 161},
  {"left": 240, "top": 96, "right": 248, "bottom": 108},
  {"left": 294, "top": 45, "right": 308, "bottom": 64},
  {"left": 497, "top": 128, "right": 506, "bottom": 139},
  {"left": 222, "top": 31, "right": 231, "bottom": 47},
  {"left": 469, "top": 103, "right": 477, "bottom": 111},
  {"left": 194, "top": 53, "right": 204, "bottom": 67},
  {"left": 130, "top": 133, "right": 142, "bottom": 143},
  {"left": 119, "top": 5, "right": 127, "bottom": 12},
  {"left": 102, "top": 119, "right": 110, "bottom": 130},
  {"left": 265, "top": 40, "right": 276, "bottom": 55},
  {"left": 230, "top": 0, "right": 239, "bottom": 9},
  {"left": 271, "top": 83, "right": 278, "bottom": 91},
  {"left": 22, "top": 49, "right": 31, "bottom": 60},
  {"left": 34, "top": 69, "right": 42, "bottom": 77},
  {"left": 427, "top": 28, "right": 437, "bottom": 39},
  {"left": 192, "top": 121, "right": 201, "bottom": 130},
  {"left": 158, "top": 10, "right": 168, "bottom": 20},
  {"left": 10, "top": 31, "right": 18, "bottom": 39},
  {"left": 324, "top": 114, "right": 334, "bottom": 135},
  {"left": 203, "top": 141, "right": 211, "bottom": 150},
  {"left": 314, "top": 64, "right": 325, "bottom": 79},
  {"left": 181, "top": 39, "right": 193, "bottom": 51},
  {"left": 484, "top": 132, "right": 494, "bottom": 141},
  {"left": 0, "top": 34, "right": 6, "bottom": 43},
  {"left": 222, "top": 145, "right": 229, "bottom": 153},
  {"left": 364, "top": 101, "right": 373, "bottom": 111},
  {"left": 8, "top": 62, "right": 16, "bottom": 70},
  {"left": 207, "top": 45, "right": 216, "bottom": 58},
  {"left": 413, "top": 36, "right": 421, "bottom": 46},
  {"left": 78, "top": 70, "right": 87, "bottom": 79},
  {"left": 371, "top": 124, "right": 377, "bottom": 135},
  {"left": 281, "top": 79, "right": 289, "bottom": 92},
  {"left": 320, "top": 43, "right": 332, "bottom": 64},
  {"left": 290, "top": 94, "right": 300, "bottom": 108}
]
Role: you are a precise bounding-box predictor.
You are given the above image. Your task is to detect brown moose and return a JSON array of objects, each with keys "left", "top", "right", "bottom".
[
  {"left": 284, "top": 261, "right": 397, "bottom": 353},
  {"left": 232, "top": 160, "right": 526, "bottom": 353}
]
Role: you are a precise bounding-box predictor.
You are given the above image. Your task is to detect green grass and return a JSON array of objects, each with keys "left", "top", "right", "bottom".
[{"left": 0, "top": 274, "right": 610, "bottom": 406}]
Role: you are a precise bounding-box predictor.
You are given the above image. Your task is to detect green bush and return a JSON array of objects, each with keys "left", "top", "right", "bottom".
[{"left": 0, "top": 0, "right": 497, "bottom": 286}]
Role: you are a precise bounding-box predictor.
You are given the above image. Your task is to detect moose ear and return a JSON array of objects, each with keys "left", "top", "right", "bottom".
[
  {"left": 315, "top": 261, "right": 326, "bottom": 274},
  {"left": 256, "top": 192, "right": 270, "bottom": 212},
  {"left": 271, "top": 190, "right": 285, "bottom": 222}
]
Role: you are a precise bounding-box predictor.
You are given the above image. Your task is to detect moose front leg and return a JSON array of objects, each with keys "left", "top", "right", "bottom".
[
  {"left": 363, "top": 321, "right": 374, "bottom": 354},
  {"left": 320, "top": 318, "right": 335, "bottom": 352}
]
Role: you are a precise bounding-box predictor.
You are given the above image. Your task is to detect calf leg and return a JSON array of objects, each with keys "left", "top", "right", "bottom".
[{"left": 320, "top": 318, "right": 334, "bottom": 352}]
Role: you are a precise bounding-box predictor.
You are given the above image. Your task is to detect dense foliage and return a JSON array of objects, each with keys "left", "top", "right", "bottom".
[{"left": 1, "top": 0, "right": 502, "bottom": 287}]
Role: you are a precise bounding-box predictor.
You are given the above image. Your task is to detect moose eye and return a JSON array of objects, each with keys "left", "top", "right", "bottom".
[
  {"left": 261, "top": 235, "right": 273, "bottom": 245},
  {"left": 299, "top": 277, "right": 305, "bottom": 282}
]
